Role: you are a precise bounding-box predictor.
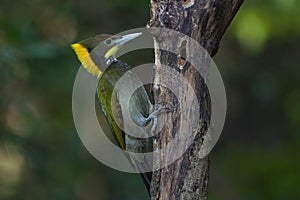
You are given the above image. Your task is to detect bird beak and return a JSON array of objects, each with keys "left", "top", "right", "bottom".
[
  {"left": 115, "top": 32, "right": 142, "bottom": 46},
  {"left": 104, "top": 32, "right": 142, "bottom": 60}
]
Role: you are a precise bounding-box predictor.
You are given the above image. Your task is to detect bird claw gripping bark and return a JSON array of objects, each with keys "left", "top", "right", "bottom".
[{"left": 146, "top": 104, "right": 171, "bottom": 137}]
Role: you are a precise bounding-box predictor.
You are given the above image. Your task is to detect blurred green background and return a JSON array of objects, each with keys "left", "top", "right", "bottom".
[{"left": 0, "top": 0, "right": 299, "bottom": 199}]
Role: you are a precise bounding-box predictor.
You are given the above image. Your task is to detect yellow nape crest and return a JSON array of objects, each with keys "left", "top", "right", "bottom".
[{"left": 71, "top": 43, "right": 102, "bottom": 77}]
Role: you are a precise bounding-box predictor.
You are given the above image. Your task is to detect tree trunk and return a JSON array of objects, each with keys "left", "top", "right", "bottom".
[{"left": 147, "top": 0, "right": 243, "bottom": 199}]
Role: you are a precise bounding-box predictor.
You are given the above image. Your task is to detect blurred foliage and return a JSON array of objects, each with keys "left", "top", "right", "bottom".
[{"left": 0, "top": 0, "right": 299, "bottom": 199}]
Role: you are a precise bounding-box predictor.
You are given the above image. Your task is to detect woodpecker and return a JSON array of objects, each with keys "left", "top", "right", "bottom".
[{"left": 71, "top": 32, "right": 161, "bottom": 194}]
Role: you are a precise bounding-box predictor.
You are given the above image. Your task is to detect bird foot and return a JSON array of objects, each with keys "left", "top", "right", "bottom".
[{"left": 146, "top": 104, "right": 171, "bottom": 137}]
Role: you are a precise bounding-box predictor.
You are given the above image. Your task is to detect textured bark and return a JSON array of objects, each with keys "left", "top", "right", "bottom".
[{"left": 148, "top": 0, "right": 243, "bottom": 199}]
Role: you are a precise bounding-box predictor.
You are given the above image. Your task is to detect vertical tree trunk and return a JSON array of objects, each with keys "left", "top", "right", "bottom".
[{"left": 148, "top": 0, "right": 243, "bottom": 199}]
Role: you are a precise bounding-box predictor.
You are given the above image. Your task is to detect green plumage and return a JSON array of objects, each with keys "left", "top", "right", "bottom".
[
  {"left": 72, "top": 33, "right": 153, "bottom": 194},
  {"left": 97, "top": 59, "right": 152, "bottom": 151}
]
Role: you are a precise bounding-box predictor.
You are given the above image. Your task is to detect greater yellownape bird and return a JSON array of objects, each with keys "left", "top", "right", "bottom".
[{"left": 71, "top": 32, "right": 163, "bottom": 194}]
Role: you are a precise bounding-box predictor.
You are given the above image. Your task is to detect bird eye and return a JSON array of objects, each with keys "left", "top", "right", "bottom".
[{"left": 105, "top": 39, "right": 111, "bottom": 45}]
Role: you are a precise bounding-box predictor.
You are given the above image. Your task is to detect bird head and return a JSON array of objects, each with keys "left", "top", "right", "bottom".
[{"left": 71, "top": 32, "right": 142, "bottom": 77}]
